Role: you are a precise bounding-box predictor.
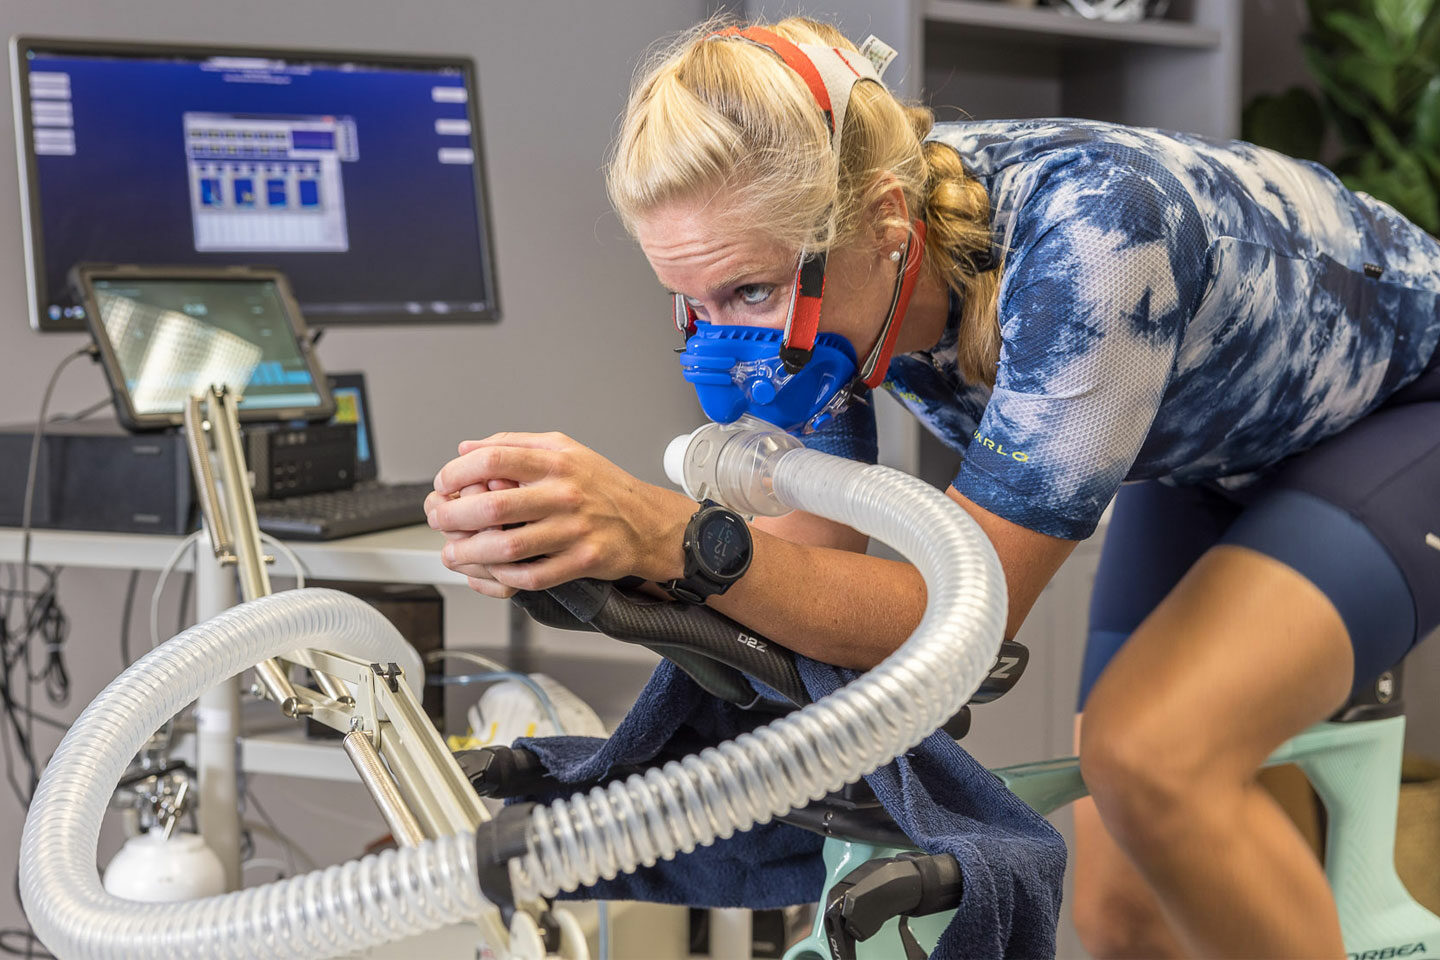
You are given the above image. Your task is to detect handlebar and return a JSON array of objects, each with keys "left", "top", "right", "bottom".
[
  {"left": 512, "top": 579, "right": 1029, "bottom": 717},
  {"left": 512, "top": 579, "right": 810, "bottom": 709}
]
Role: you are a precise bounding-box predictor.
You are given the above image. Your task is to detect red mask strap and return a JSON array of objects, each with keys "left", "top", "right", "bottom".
[
  {"left": 860, "top": 220, "right": 927, "bottom": 389},
  {"left": 674, "top": 293, "right": 697, "bottom": 338},
  {"left": 780, "top": 251, "right": 826, "bottom": 372}
]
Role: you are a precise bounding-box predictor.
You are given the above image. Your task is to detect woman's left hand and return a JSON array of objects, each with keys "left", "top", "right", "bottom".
[{"left": 426, "top": 432, "right": 693, "bottom": 597}]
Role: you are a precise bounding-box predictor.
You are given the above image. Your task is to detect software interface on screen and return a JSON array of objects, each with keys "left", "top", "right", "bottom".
[
  {"left": 17, "top": 42, "right": 496, "bottom": 330},
  {"left": 91, "top": 277, "right": 323, "bottom": 415},
  {"left": 329, "top": 384, "right": 373, "bottom": 467}
]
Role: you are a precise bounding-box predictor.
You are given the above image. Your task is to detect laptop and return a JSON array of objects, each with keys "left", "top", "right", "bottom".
[{"left": 253, "top": 372, "right": 434, "bottom": 540}]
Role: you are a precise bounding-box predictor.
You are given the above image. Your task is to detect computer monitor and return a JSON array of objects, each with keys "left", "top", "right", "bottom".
[{"left": 11, "top": 37, "right": 500, "bottom": 332}]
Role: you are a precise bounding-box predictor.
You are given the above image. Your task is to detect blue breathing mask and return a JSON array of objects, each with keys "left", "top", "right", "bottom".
[{"left": 679, "top": 322, "right": 861, "bottom": 434}]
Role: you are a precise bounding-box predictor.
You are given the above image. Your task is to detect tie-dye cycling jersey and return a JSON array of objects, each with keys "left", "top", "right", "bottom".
[{"left": 806, "top": 118, "right": 1440, "bottom": 540}]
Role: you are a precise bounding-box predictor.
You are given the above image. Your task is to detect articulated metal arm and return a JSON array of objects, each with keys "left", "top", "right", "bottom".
[{"left": 180, "top": 386, "right": 488, "bottom": 845}]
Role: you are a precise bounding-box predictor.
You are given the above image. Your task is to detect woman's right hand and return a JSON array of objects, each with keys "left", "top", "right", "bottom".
[{"left": 423, "top": 477, "right": 521, "bottom": 598}]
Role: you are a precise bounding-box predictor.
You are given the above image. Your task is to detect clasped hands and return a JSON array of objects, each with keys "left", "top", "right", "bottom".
[{"left": 425, "top": 432, "right": 692, "bottom": 598}]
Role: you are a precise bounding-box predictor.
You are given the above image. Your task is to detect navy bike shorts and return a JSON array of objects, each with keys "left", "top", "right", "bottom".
[{"left": 1078, "top": 349, "right": 1440, "bottom": 711}]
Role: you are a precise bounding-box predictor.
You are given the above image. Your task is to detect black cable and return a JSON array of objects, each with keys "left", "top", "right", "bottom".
[
  {"left": 119, "top": 569, "right": 140, "bottom": 668},
  {"left": 48, "top": 395, "right": 112, "bottom": 424},
  {"left": 176, "top": 571, "right": 193, "bottom": 635},
  {"left": 0, "top": 930, "right": 49, "bottom": 960},
  {"left": 8, "top": 347, "right": 91, "bottom": 811},
  {"left": 18, "top": 346, "right": 94, "bottom": 639}
]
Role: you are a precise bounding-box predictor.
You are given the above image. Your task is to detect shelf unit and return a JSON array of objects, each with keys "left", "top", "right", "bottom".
[{"left": 925, "top": 0, "right": 1222, "bottom": 49}]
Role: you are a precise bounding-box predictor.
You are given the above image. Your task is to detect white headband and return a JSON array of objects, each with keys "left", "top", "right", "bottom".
[{"left": 710, "top": 28, "right": 887, "bottom": 154}]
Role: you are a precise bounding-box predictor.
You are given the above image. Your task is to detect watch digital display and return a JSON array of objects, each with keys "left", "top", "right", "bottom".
[{"left": 699, "top": 513, "right": 749, "bottom": 577}]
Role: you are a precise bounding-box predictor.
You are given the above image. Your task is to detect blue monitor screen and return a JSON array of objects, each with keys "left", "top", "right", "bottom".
[{"left": 15, "top": 40, "right": 499, "bottom": 331}]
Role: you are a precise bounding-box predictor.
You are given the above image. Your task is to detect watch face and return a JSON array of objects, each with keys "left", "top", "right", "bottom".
[{"left": 698, "top": 512, "right": 750, "bottom": 578}]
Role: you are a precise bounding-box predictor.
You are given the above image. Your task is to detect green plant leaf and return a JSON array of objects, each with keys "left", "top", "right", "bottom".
[
  {"left": 1334, "top": 51, "right": 1401, "bottom": 112},
  {"left": 1305, "top": 45, "right": 1381, "bottom": 119},
  {"left": 1415, "top": 75, "right": 1440, "bottom": 143},
  {"left": 1366, "top": 114, "right": 1408, "bottom": 159},
  {"left": 1326, "top": 10, "right": 1410, "bottom": 61},
  {"left": 1416, "top": 146, "right": 1440, "bottom": 181},
  {"left": 1376, "top": 0, "right": 1435, "bottom": 42},
  {"left": 1242, "top": 88, "right": 1327, "bottom": 160}
]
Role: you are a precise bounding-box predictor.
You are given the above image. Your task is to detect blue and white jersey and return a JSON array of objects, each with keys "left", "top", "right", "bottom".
[{"left": 808, "top": 119, "right": 1440, "bottom": 540}]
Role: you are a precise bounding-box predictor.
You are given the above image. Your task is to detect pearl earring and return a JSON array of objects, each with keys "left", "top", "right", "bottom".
[{"left": 889, "top": 249, "right": 902, "bottom": 262}]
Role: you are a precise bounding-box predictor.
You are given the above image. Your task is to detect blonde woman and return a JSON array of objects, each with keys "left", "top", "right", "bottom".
[{"left": 428, "top": 18, "right": 1440, "bottom": 958}]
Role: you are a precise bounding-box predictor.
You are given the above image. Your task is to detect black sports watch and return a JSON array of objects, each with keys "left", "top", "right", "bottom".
[{"left": 663, "top": 500, "right": 753, "bottom": 604}]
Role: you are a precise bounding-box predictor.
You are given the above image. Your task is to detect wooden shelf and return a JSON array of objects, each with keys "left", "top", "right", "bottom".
[{"left": 926, "top": 0, "right": 1221, "bottom": 49}]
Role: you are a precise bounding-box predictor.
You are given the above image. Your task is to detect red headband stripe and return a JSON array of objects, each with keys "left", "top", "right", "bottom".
[{"left": 711, "top": 26, "right": 834, "bottom": 134}]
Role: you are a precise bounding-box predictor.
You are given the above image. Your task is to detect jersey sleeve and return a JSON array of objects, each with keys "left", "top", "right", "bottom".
[
  {"left": 801, "top": 396, "right": 879, "bottom": 464},
  {"left": 954, "top": 150, "right": 1210, "bottom": 539}
]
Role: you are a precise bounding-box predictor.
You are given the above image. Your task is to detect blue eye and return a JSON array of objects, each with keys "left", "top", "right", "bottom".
[{"left": 737, "top": 284, "right": 773, "bottom": 306}]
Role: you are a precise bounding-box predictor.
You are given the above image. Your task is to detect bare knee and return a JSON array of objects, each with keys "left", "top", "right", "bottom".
[
  {"left": 1073, "top": 882, "right": 1181, "bottom": 959},
  {"left": 1079, "top": 702, "right": 1205, "bottom": 848}
]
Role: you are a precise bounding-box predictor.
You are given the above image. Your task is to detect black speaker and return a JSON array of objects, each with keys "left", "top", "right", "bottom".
[
  {"left": 304, "top": 580, "right": 445, "bottom": 738},
  {"left": 0, "top": 418, "right": 193, "bottom": 534}
]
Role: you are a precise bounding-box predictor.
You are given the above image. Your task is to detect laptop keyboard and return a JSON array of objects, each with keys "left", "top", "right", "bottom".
[{"left": 255, "top": 481, "right": 435, "bottom": 541}]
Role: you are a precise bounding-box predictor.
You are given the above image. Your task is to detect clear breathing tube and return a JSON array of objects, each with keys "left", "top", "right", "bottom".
[
  {"left": 19, "top": 589, "right": 485, "bottom": 960},
  {"left": 20, "top": 423, "right": 1005, "bottom": 958},
  {"left": 512, "top": 420, "right": 1006, "bottom": 898}
]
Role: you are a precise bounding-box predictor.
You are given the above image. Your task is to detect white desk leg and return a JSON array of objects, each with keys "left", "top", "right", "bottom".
[
  {"left": 708, "top": 908, "right": 752, "bottom": 960},
  {"left": 194, "top": 552, "right": 243, "bottom": 891}
]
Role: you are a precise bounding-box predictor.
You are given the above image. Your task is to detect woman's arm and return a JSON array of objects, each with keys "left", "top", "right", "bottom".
[
  {"left": 427, "top": 432, "right": 1075, "bottom": 669},
  {"left": 709, "top": 486, "right": 1074, "bottom": 668}
]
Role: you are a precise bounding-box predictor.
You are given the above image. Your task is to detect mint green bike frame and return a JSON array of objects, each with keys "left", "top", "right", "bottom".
[{"left": 787, "top": 716, "right": 1440, "bottom": 959}]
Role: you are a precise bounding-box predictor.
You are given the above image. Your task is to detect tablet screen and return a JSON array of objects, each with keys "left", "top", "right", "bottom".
[{"left": 87, "top": 274, "right": 327, "bottom": 424}]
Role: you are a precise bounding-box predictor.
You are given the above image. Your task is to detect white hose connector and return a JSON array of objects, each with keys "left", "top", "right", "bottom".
[
  {"left": 664, "top": 415, "right": 802, "bottom": 517},
  {"left": 514, "top": 432, "right": 1007, "bottom": 897},
  {"left": 20, "top": 589, "right": 486, "bottom": 960}
]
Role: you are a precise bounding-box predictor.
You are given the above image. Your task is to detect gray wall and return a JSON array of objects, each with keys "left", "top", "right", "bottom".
[{"left": 0, "top": 0, "right": 708, "bottom": 935}]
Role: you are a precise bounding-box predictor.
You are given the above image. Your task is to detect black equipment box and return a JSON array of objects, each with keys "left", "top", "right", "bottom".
[
  {"left": 304, "top": 580, "right": 446, "bottom": 738},
  {"left": 0, "top": 419, "right": 194, "bottom": 534},
  {"left": 246, "top": 422, "right": 358, "bottom": 500}
]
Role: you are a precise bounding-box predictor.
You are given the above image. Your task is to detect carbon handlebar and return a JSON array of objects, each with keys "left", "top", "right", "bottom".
[
  {"left": 512, "top": 579, "right": 810, "bottom": 709},
  {"left": 512, "top": 579, "right": 1029, "bottom": 715}
]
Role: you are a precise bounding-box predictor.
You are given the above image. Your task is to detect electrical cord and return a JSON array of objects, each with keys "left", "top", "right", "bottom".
[
  {"left": 257, "top": 533, "right": 307, "bottom": 589},
  {"left": 243, "top": 783, "right": 318, "bottom": 873},
  {"left": 119, "top": 570, "right": 140, "bottom": 668},
  {"left": 148, "top": 532, "right": 309, "bottom": 652},
  {"left": 176, "top": 572, "right": 192, "bottom": 635},
  {"left": 150, "top": 532, "right": 202, "bottom": 652},
  {"left": 18, "top": 346, "right": 94, "bottom": 640},
  {"left": 423, "top": 650, "right": 566, "bottom": 733},
  {"left": 48, "top": 395, "right": 112, "bottom": 424},
  {"left": 0, "top": 928, "right": 53, "bottom": 959}
]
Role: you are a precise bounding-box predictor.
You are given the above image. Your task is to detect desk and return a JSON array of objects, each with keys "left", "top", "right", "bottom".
[
  {"left": 0, "top": 523, "right": 454, "bottom": 586},
  {"left": 0, "top": 522, "right": 466, "bottom": 888}
]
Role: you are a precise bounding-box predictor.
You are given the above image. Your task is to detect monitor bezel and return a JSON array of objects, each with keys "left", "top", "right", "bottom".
[
  {"left": 11, "top": 35, "right": 501, "bottom": 333},
  {"left": 326, "top": 371, "right": 378, "bottom": 482},
  {"left": 71, "top": 262, "right": 338, "bottom": 431}
]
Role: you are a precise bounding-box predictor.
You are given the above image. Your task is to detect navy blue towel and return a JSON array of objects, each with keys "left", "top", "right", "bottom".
[{"left": 517, "top": 657, "right": 1067, "bottom": 958}]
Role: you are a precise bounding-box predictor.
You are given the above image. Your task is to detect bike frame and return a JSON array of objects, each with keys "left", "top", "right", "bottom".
[{"left": 787, "top": 715, "right": 1440, "bottom": 959}]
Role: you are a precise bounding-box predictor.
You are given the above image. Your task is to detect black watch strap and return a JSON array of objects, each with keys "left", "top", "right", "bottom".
[{"left": 663, "top": 500, "right": 752, "bottom": 604}]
